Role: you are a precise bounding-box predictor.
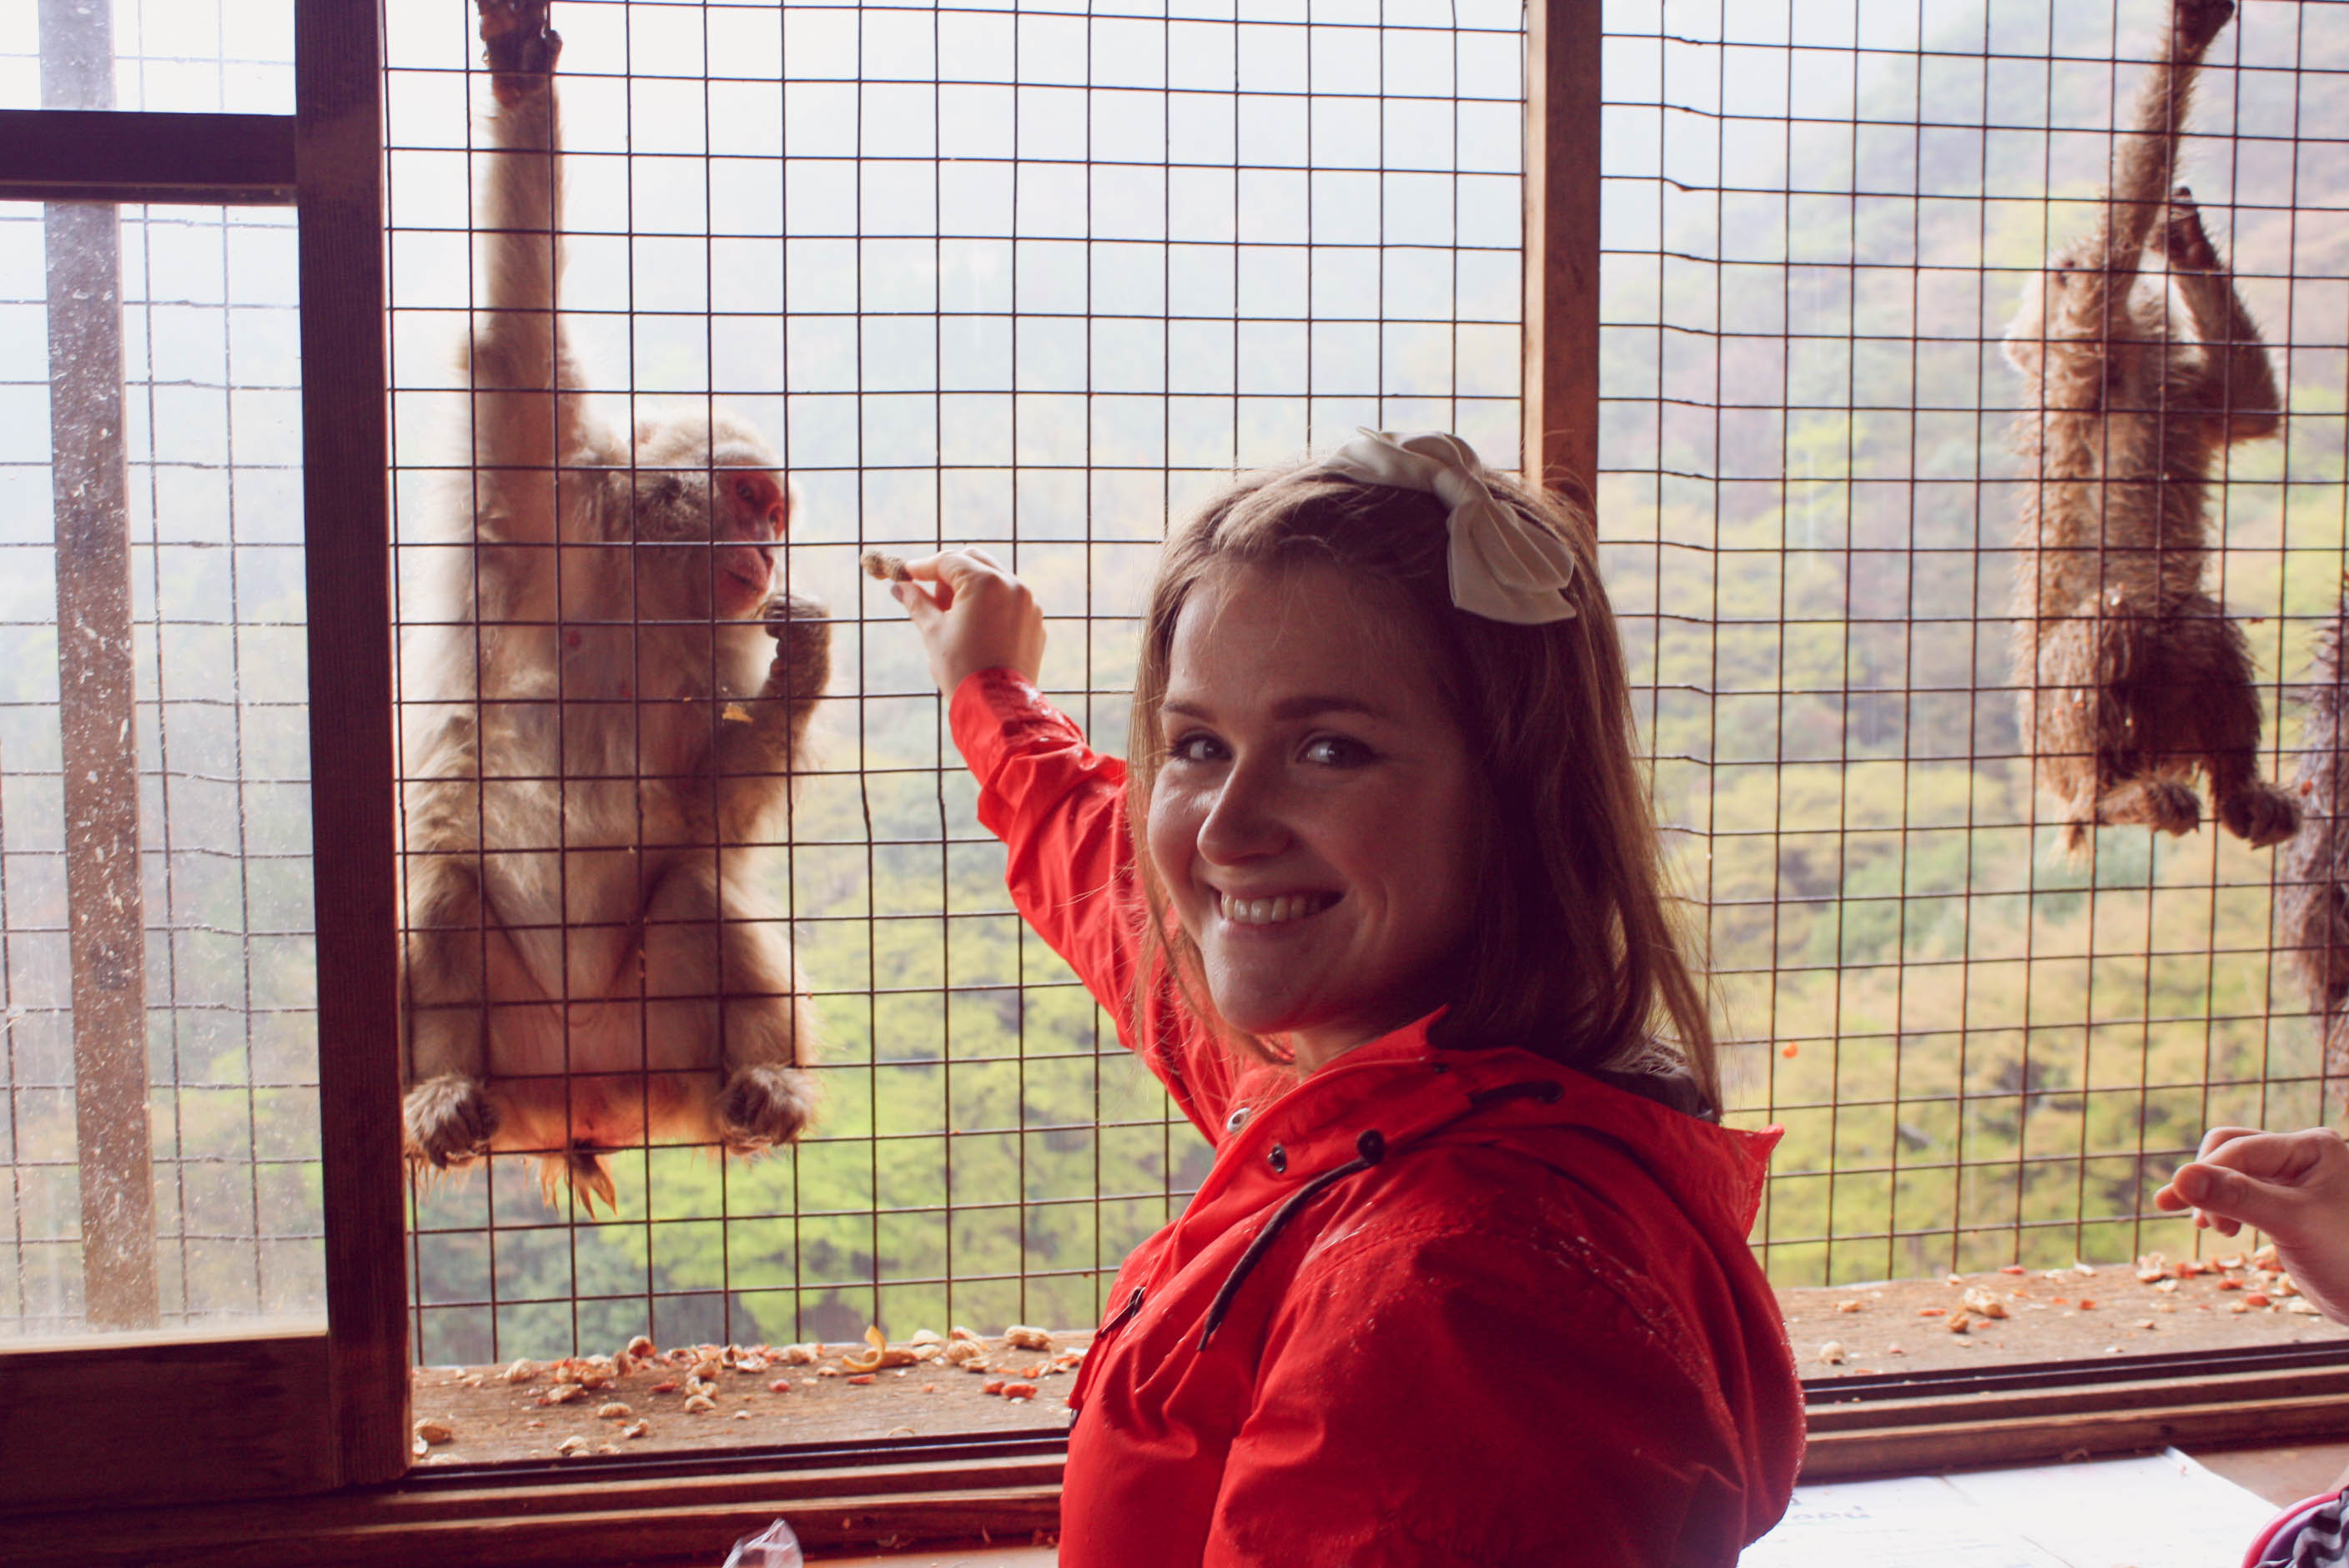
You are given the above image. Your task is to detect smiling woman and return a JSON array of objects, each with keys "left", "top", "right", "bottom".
[
  {"left": 1146, "top": 563, "right": 1479, "bottom": 1071},
  {"left": 880, "top": 431, "right": 1804, "bottom": 1566}
]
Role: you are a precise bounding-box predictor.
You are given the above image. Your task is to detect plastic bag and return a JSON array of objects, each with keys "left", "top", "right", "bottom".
[
  {"left": 722, "top": 1517, "right": 804, "bottom": 1567},
  {"left": 2246, "top": 1488, "right": 2349, "bottom": 1567}
]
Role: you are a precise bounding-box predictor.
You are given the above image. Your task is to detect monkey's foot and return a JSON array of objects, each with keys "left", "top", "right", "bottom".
[
  {"left": 2219, "top": 781, "right": 2302, "bottom": 849},
  {"left": 476, "top": 0, "right": 561, "bottom": 103},
  {"left": 403, "top": 1073, "right": 500, "bottom": 1169},
  {"left": 717, "top": 1063, "right": 817, "bottom": 1152},
  {"left": 762, "top": 592, "right": 832, "bottom": 705},
  {"left": 2172, "top": 0, "right": 2235, "bottom": 56},
  {"left": 2095, "top": 776, "right": 2205, "bottom": 837},
  {"left": 2159, "top": 187, "right": 2221, "bottom": 272}
]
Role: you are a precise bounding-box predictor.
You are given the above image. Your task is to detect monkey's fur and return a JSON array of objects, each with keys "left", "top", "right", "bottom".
[
  {"left": 400, "top": 0, "right": 826, "bottom": 1209},
  {"left": 2003, "top": 0, "right": 2296, "bottom": 854},
  {"left": 2281, "top": 594, "right": 2349, "bottom": 1092}
]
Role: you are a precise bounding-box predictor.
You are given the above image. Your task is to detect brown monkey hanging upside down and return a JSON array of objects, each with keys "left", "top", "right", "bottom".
[
  {"left": 2281, "top": 591, "right": 2349, "bottom": 1097},
  {"left": 400, "top": 0, "right": 826, "bottom": 1209},
  {"left": 2003, "top": 0, "right": 2297, "bottom": 854}
]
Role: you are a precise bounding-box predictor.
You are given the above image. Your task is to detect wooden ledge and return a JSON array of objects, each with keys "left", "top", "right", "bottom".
[
  {"left": 11, "top": 1353, "right": 2349, "bottom": 1565},
  {"left": 0, "top": 1450, "right": 1064, "bottom": 1568},
  {"left": 1802, "top": 1356, "right": 2349, "bottom": 1480}
]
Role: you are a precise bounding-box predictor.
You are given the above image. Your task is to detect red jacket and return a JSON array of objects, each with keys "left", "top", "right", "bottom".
[{"left": 952, "top": 670, "right": 1804, "bottom": 1567}]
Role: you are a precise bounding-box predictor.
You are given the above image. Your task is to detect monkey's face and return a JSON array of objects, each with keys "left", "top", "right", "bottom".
[
  {"left": 627, "top": 466, "right": 787, "bottom": 619},
  {"left": 628, "top": 418, "right": 792, "bottom": 620},
  {"left": 706, "top": 465, "right": 790, "bottom": 616}
]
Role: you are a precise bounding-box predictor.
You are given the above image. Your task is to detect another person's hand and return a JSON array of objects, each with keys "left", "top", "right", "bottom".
[
  {"left": 883, "top": 548, "right": 1046, "bottom": 695},
  {"left": 2155, "top": 1126, "right": 2349, "bottom": 1325}
]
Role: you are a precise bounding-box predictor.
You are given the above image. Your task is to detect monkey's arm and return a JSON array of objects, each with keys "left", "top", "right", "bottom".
[
  {"left": 2160, "top": 188, "right": 2282, "bottom": 443},
  {"left": 2080, "top": 2, "right": 2236, "bottom": 325},
  {"left": 703, "top": 596, "right": 831, "bottom": 844},
  {"left": 465, "top": 1, "right": 584, "bottom": 548}
]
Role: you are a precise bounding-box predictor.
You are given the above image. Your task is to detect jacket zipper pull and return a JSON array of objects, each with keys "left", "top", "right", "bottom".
[{"left": 1068, "top": 1287, "right": 1146, "bottom": 1414}]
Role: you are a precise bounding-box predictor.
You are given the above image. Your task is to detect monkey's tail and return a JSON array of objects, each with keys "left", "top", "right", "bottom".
[
  {"left": 2281, "top": 592, "right": 2349, "bottom": 1107},
  {"left": 536, "top": 1147, "right": 620, "bottom": 1216}
]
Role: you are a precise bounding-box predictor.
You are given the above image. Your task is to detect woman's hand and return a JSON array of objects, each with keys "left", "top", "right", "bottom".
[
  {"left": 2154, "top": 1125, "right": 2349, "bottom": 1324},
  {"left": 883, "top": 547, "right": 1047, "bottom": 696}
]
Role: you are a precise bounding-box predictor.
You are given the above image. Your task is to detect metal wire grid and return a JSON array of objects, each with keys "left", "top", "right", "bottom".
[
  {"left": 1600, "top": 0, "right": 2349, "bottom": 1285},
  {"left": 383, "top": 0, "right": 1522, "bottom": 1362},
  {"left": 20, "top": 0, "right": 2333, "bottom": 1352},
  {"left": 0, "top": 198, "right": 324, "bottom": 1337}
]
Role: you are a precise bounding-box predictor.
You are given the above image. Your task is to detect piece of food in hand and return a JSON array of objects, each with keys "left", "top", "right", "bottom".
[{"left": 861, "top": 550, "right": 912, "bottom": 582}]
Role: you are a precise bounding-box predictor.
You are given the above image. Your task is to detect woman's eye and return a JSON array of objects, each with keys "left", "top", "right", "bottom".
[
  {"left": 1167, "top": 732, "right": 1226, "bottom": 764},
  {"left": 1301, "top": 736, "right": 1375, "bottom": 768}
]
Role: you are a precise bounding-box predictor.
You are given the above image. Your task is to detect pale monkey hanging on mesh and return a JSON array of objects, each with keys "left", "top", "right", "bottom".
[
  {"left": 399, "top": 0, "right": 827, "bottom": 1209},
  {"left": 2003, "top": 0, "right": 2296, "bottom": 853}
]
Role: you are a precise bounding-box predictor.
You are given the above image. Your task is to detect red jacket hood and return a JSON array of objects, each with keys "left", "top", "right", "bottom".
[{"left": 1170, "top": 1013, "right": 1780, "bottom": 1288}]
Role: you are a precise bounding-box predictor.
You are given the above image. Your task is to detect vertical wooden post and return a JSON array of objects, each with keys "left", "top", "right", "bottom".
[
  {"left": 1522, "top": 0, "right": 1602, "bottom": 499},
  {"left": 43, "top": 0, "right": 158, "bottom": 1334},
  {"left": 296, "top": 0, "right": 407, "bottom": 1487}
]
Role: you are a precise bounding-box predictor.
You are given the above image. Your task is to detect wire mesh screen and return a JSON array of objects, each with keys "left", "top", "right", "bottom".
[
  {"left": 0, "top": 197, "right": 322, "bottom": 1339},
  {"left": 1601, "top": 0, "right": 2349, "bottom": 1284},
  {"left": 385, "top": 0, "right": 1522, "bottom": 1364}
]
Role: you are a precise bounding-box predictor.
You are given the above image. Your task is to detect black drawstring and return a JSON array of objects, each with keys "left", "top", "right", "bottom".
[
  {"left": 1466, "top": 1079, "right": 1563, "bottom": 1113},
  {"left": 1200, "top": 1128, "right": 1387, "bottom": 1350},
  {"left": 1193, "top": 1078, "right": 1564, "bottom": 1351}
]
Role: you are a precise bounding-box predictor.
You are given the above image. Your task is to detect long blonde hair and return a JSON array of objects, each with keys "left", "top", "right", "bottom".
[{"left": 1126, "top": 462, "right": 1720, "bottom": 1112}]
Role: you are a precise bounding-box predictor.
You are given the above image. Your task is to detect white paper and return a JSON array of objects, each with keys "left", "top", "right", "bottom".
[
  {"left": 1741, "top": 1472, "right": 2072, "bottom": 1566},
  {"left": 1743, "top": 1449, "right": 2278, "bottom": 1568}
]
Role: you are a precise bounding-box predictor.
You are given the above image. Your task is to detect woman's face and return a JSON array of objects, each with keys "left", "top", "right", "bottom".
[{"left": 1146, "top": 561, "right": 1480, "bottom": 1073}]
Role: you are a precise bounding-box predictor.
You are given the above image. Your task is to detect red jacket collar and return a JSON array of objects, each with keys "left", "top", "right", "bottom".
[{"left": 1192, "top": 1013, "right": 1780, "bottom": 1247}]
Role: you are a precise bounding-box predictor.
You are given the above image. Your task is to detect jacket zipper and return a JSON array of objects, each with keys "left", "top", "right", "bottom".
[
  {"left": 1069, "top": 1286, "right": 1146, "bottom": 1412},
  {"left": 1104, "top": 1285, "right": 1146, "bottom": 1333}
]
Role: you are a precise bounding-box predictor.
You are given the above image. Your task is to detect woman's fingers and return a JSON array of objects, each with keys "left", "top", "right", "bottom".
[
  {"left": 2197, "top": 1125, "right": 2265, "bottom": 1162},
  {"left": 873, "top": 546, "right": 1045, "bottom": 690},
  {"left": 2202, "top": 1128, "right": 2336, "bottom": 1184},
  {"left": 897, "top": 547, "right": 1007, "bottom": 609},
  {"left": 2155, "top": 1127, "right": 2286, "bottom": 1227},
  {"left": 2157, "top": 1128, "right": 2349, "bottom": 1245},
  {"left": 2165, "top": 1162, "right": 2293, "bottom": 1234},
  {"left": 889, "top": 576, "right": 943, "bottom": 625}
]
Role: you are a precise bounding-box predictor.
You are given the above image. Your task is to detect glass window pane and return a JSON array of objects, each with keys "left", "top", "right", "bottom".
[
  {"left": 0, "top": 197, "right": 319, "bottom": 1342},
  {"left": 0, "top": 0, "right": 294, "bottom": 115}
]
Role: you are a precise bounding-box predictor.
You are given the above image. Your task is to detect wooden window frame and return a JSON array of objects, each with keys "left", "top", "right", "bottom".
[
  {"left": 0, "top": 0, "right": 403, "bottom": 1521},
  {"left": 1, "top": 0, "right": 2343, "bottom": 1560}
]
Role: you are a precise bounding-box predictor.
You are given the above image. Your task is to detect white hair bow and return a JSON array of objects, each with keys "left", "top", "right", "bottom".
[{"left": 1315, "top": 429, "right": 1579, "bottom": 624}]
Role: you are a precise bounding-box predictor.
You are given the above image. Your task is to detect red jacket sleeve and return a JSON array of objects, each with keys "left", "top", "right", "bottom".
[
  {"left": 948, "top": 669, "right": 1239, "bottom": 1138},
  {"left": 1205, "top": 1213, "right": 1764, "bottom": 1566}
]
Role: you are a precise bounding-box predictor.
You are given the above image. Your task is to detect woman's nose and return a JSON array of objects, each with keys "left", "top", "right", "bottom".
[{"left": 1195, "top": 763, "right": 1289, "bottom": 863}]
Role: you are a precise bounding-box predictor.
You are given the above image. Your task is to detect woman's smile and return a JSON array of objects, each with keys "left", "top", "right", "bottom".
[
  {"left": 1215, "top": 891, "right": 1340, "bottom": 926},
  {"left": 1145, "top": 561, "right": 1479, "bottom": 1072}
]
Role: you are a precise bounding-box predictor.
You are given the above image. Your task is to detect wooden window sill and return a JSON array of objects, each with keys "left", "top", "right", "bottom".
[{"left": 8, "top": 1347, "right": 2349, "bottom": 1565}]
